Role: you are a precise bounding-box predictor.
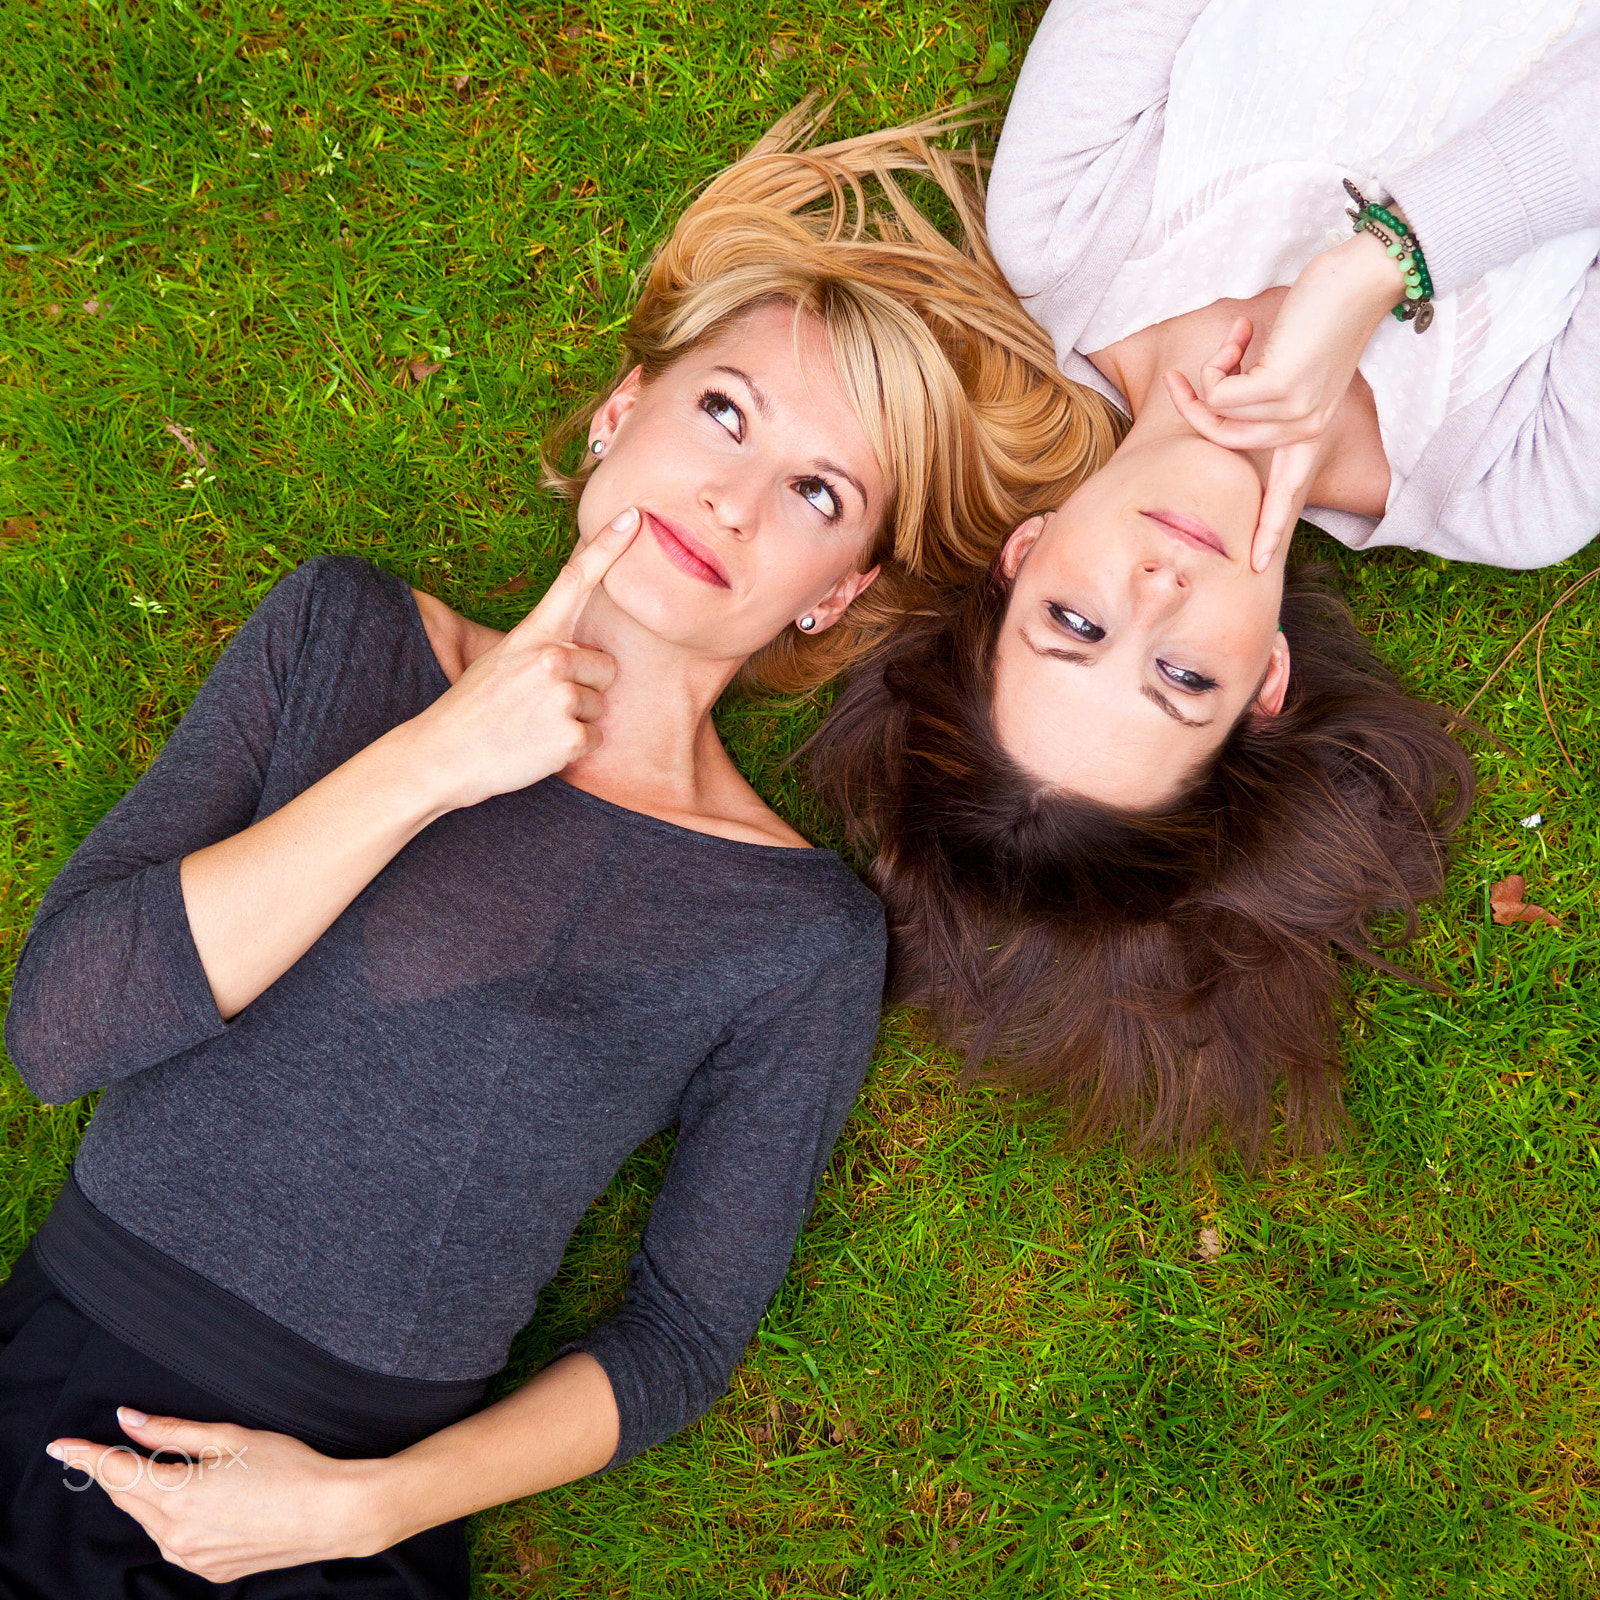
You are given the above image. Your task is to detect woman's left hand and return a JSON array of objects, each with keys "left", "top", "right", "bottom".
[
  {"left": 47, "top": 1408, "right": 390, "bottom": 1582},
  {"left": 1163, "top": 231, "right": 1407, "bottom": 570}
]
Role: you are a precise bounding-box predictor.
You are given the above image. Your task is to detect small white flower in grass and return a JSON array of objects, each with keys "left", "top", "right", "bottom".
[
  {"left": 1520, "top": 813, "right": 1543, "bottom": 829},
  {"left": 129, "top": 595, "right": 168, "bottom": 616}
]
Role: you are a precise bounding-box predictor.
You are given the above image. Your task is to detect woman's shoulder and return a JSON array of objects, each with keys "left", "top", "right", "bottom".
[{"left": 261, "top": 554, "right": 433, "bottom": 663}]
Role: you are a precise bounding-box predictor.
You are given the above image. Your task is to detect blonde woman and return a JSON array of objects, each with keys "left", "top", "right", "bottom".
[{"left": 0, "top": 113, "right": 1115, "bottom": 1595}]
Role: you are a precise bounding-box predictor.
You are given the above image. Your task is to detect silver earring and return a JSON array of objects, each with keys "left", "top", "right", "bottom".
[
  {"left": 797, "top": 615, "right": 817, "bottom": 632},
  {"left": 590, "top": 439, "right": 604, "bottom": 455}
]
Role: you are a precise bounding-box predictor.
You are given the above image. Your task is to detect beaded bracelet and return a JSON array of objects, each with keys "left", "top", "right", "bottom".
[{"left": 1343, "top": 179, "right": 1434, "bottom": 333}]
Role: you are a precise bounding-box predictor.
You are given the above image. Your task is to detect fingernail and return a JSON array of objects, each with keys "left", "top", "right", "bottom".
[
  {"left": 45, "top": 1442, "right": 64, "bottom": 1461},
  {"left": 118, "top": 1407, "right": 149, "bottom": 1428},
  {"left": 608, "top": 508, "right": 639, "bottom": 533}
]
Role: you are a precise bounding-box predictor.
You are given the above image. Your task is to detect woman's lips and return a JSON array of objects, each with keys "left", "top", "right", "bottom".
[
  {"left": 644, "top": 511, "right": 730, "bottom": 588},
  {"left": 1142, "top": 509, "right": 1228, "bottom": 558}
]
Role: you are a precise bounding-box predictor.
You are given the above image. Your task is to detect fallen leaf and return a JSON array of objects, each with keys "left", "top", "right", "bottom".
[
  {"left": 82, "top": 298, "right": 106, "bottom": 316},
  {"left": 394, "top": 357, "right": 443, "bottom": 387},
  {"left": 1196, "top": 1226, "right": 1222, "bottom": 1262},
  {"left": 2, "top": 516, "right": 38, "bottom": 541},
  {"left": 486, "top": 570, "right": 531, "bottom": 597},
  {"left": 1414, "top": 1404, "right": 1433, "bottom": 1419},
  {"left": 827, "top": 1413, "right": 858, "bottom": 1446},
  {"left": 164, "top": 422, "right": 212, "bottom": 469},
  {"left": 451, "top": 74, "right": 471, "bottom": 97},
  {"left": 1489, "top": 874, "right": 1561, "bottom": 929},
  {"left": 45, "top": 303, "right": 62, "bottom": 319},
  {"left": 749, "top": 1423, "right": 772, "bottom": 1444}
]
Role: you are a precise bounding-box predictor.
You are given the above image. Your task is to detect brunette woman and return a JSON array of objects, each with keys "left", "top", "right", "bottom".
[
  {"left": 0, "top": 114, "right": 1115, "bottom": 1595},
  {"left": 810, "top": 2, "right": 1598, "bottom": 1156}
]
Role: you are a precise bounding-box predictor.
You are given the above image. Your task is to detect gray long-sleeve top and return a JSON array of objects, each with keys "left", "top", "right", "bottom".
[
  {"left": 3, "top": 556, "right": 887, "bottom": 1468},
  {"left": 989, "top": 0, "right": 1600, "bottom": 568}
]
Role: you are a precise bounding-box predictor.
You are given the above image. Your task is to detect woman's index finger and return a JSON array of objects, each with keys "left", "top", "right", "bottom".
[{"left": 517, "top": 509, "right": 640, "bottom": 643}]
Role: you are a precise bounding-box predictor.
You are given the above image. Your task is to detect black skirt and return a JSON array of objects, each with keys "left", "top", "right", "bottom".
[{"left": 0, "top": 1246, "right": 471, "bottom": 1600}]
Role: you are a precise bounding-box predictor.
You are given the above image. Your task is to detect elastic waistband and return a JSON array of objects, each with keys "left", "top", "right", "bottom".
[{"left": 31, "top": 1173, "right": 484, "bottom": 1457}]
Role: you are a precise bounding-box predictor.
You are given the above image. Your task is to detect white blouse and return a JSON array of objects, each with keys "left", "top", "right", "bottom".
[{"left": 1078, "top": 0, "right": 1600, "bottom": 489}]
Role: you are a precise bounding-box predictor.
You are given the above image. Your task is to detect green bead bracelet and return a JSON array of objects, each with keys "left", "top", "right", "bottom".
[{"left": 1342, "top": 179, "right": 1434, "bottom": 332}]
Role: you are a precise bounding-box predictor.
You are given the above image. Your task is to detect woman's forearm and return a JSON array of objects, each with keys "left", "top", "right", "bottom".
[
  {"left": 363, "top": 1354, "right": 620, "bottom": 1545},
  {"left": 178, "top": 723, "right": 452, "bottom": 1019},
  {"left": 179, "top": 516, "right": 637, "bottom": 1022}
]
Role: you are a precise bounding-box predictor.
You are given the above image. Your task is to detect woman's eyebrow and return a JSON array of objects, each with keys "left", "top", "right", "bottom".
[
  {"left": 1142, "top": 684, "right": 1212, "bottom": 728},
  {"left": 811, "top": 456, "right": 870, "bottom": 514},
  {"left": 1023, "top": 631, "right": 1095, "bottom": 666},
  {"left": 711, "top": 366, "right": 773, "bottom": 419}
]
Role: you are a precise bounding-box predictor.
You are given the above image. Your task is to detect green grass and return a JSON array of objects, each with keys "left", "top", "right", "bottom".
[{"left": 2, "top": 2, "right": 1597, "bottom": 1596}]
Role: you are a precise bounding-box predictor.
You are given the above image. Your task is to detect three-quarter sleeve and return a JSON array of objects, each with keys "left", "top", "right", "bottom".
[
  {"left": 3, "top": 562, "right": 322, "bottom": 1103},
  {"left": 1383, "top": 31, "right": 1600, "bottom": 297},
  {"left": 564, "top": 910, "right": 887, "bottom": 1470},
  {"left": 987, "top": 0, "right": 1210, "bottom": 338}
]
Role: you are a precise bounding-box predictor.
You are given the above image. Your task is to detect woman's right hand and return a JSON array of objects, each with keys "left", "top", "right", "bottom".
[
  {"left": 1162, "top": 231, "right": 1406, "bottom": 570},
  {"left": 402, "top": 508, "right": 639, "bottom": 814}
]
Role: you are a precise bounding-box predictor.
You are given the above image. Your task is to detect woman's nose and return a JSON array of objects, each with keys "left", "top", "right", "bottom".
[
  {"left": 699, "top": 481, "right": 757, "bottom": 540},
  {"left": 1138, "top": 558, "right": 1189, "bottom": 591}
]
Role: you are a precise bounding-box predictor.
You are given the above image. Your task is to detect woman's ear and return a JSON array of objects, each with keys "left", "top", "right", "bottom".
[
  {"left": 801, "top": 565, "right": 881, "bottom": 635},
  {"left": 999, "top": 515, "right": 1048, "bottom": 580},
  {"left": 1253, "top": 629, "right": 1292, "bottom": 717},
  {"left": 588, "top": 365, "right": 645, "bottom": 455}
]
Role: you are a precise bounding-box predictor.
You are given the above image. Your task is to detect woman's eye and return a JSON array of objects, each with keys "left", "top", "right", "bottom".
[
  {"left": 795, "top": 476, "right": 840, "bottom": 521},
  {"left": 699, "top": 389, "right": 743, "bottom": 440},
  {"left": 1046, "top": 603, "right": 1105, "bottom": 642},
  {"left": 1157, "top": 659, "right": 1218, "bottom": 693}
]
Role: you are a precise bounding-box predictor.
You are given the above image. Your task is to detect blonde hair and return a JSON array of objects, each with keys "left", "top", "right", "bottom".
[{"left": 543, "top": 99, "right": 1124, "bottom": 693}]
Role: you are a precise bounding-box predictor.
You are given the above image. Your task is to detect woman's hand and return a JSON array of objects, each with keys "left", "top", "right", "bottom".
[
  {"left": 47, "top": 1409, "right": 392, "bottom": 1582},
  {"left": 1162, "top": 232, "right": 1406, "bottom": 570},
  {"left": 398, "top": 507, "right": 639, "bottom": 813}
]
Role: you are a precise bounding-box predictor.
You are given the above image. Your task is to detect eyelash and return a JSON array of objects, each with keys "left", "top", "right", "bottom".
[
  {"left": 1046, "top": 605, "right": 1217, "bottom": 692},
  {"left": 1046, "top": 602, "right": 1104, "bottom": 641},
  {"left": 697, "top": 388, "right": 843, "bottom": 523},
  {"left": 1158, "top": 661, "right": 1218, "bottom": 693}
]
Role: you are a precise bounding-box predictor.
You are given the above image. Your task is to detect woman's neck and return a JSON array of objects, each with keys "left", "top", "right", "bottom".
[
  {"left": 436, "top": 585, "right": 807, "bottom": 848},
  {"left": 1086, "top": 290, "right": 1390, "bottom": 517}
]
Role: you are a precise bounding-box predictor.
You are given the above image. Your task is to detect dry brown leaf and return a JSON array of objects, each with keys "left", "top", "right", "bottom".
[
  {"left": 82, "top": 298, "right": 106, "bottom": 317},
  {"left": 45, "top": 303, "right": 62, "bottom": 319},
  {"left": 1489, "top": 873, "right": 1562, "bottom": 929},
  {"left": 1196, "top": 1226, "right": 1223, "bottom": 1263},
  {"left": 827, "top": 1412, "right": 858, "bottom": 1446},
  {"left": 2, "top": 516, "right": 38, "bottom": 541},
  {"left": 451, "top": 74, "right": 471, "bottom": 97},
  {"left": 394, "top": 357, "right": 443, "bottom": 387},
  {"left": 486, "top": 570, "right": 531, "bottom": 597}
]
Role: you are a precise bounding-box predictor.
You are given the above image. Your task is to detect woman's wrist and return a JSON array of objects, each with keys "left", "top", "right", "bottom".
[
  {"left": 320, "top": 1458, "right": 417, "bottom": 1558},
  {"left": 366, "top": 718, "right": 476, "bottom": 826},
  {"left": 1329, "top": 230, "right": 1410, "bottom": 317}
]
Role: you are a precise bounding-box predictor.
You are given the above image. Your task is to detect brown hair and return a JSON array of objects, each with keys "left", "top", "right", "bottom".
[
  {"left": 806, "top": 564, "right": 1475, "bottom": 1160},
  {"left": 542, "top": 101, "right": 1124, "bottom": 693}
]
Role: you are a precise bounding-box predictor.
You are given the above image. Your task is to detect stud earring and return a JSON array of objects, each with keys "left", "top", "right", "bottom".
[
  {"left": 797, "top": 615, "right": 817, "bottom": 632},
  {"left": 590, "top": 439, "right": 604, "bottom": 455}
]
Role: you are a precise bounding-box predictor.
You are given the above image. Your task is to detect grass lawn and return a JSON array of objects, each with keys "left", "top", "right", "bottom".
[{"left": 2, "top": 2, "right": 1598, "bottom": 1595}]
